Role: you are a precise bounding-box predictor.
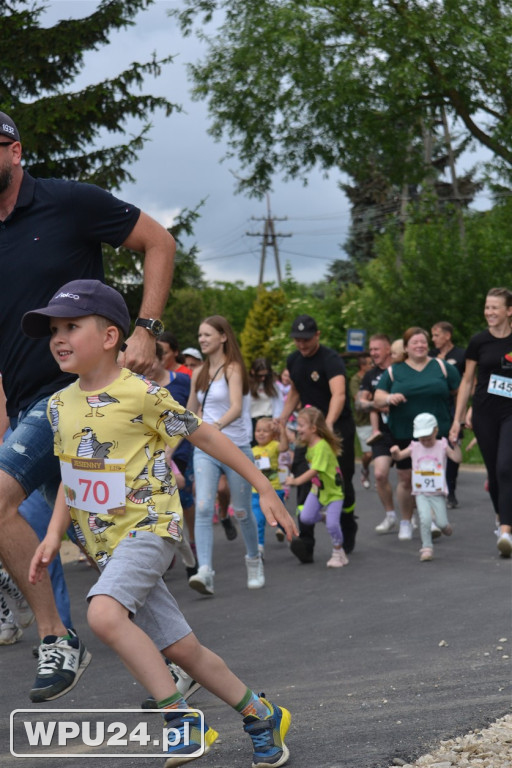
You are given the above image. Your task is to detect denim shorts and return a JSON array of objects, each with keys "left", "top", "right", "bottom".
[{"left": 0, "top": 395, "right": 61, "bottom": 507}]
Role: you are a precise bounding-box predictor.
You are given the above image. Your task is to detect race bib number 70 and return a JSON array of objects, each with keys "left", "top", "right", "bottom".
[{"left": 59, "top": 455, "right": 126, "bottom": 514}]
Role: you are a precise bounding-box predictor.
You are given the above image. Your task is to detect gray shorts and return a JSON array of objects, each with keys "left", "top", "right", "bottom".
[{"left": 87, "top": 531, "right": 192, "bottom": 651}]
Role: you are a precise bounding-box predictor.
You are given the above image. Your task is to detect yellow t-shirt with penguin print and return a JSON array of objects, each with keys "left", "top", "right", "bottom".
[
  {"left": 252, "top": 439, "right": 282, "bottom": 491},
  {"left": 48, "top": 368, "right": 201, "bottom": 567}
]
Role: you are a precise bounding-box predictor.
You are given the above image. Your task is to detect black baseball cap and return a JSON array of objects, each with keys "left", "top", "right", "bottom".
[
  {"left": 22, "top": 279, "right": 131, "bottom": 338},
  {"left": 290, "top": 314, "right": 318, "bottom": 339},
  {"left": 0, "top": 111, "right": 20, "bottom": 142}
]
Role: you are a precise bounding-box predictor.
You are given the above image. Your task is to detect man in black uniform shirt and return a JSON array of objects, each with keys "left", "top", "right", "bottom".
[{"left": 279, "top": 315, "right": 357, "bottom": 562}]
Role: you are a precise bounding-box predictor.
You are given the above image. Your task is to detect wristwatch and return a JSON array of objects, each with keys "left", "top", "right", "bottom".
[{"left": 135, "top": 318, "right": 165, "bottom": 337}]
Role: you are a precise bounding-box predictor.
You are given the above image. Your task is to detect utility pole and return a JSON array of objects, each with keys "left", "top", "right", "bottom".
[{"left": 246, "top": 194, "right": 291, "bottom": 286}]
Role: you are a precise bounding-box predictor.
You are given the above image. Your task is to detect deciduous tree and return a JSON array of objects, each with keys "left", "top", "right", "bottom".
[{"left": 174, "top": 0, "right": 512, "bottom": 194}]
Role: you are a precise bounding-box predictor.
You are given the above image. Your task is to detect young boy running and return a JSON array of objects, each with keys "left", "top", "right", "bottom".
[{"left": 24, "top": 279, "right": 295, "bottom": 768}]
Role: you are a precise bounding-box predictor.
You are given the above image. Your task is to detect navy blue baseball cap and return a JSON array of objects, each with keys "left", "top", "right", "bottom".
[{"left": 22, "top": 279, "right": 131, "bottom": 338}]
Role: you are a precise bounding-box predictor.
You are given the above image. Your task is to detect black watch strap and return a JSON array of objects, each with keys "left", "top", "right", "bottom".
[{"left": 135, "top": 318, "right": 164, "bottom": 337}]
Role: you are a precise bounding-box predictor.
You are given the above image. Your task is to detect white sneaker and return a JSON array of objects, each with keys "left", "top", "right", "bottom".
[
  {"left": 246, "top": 555, "right": 265, "bottom": 589},
  {"left": 188, "top": 565, "right": 215, "bottom": 596},
  {"left": 431, "top": 522, "right": 442, "bottom": 540},
  {"left": 326, "top": 548, "right": 349, "bottom": 568},
  {"left": 398, "top": 520, "right": 413, "bottom": 540},
  {"left": 375, "top": 514, "right": 397, "bottom": 534},
  {"left": 497, "top": 532, "right": 512, "bottom": 558},
  {"left": 15, "top": 598, "right": 35, "bottom": 629},
  {"left": 169, "top": 662, "right": 201, "bottom": 700},
  {"left": 0, "top": 616, "right": 23, "bottom": 645}
]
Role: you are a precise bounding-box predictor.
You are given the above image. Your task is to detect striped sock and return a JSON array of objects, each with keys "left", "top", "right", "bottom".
[
  {"left": 158, "top": 692, "right": 188, "bottom": 715},
  {"left": 234, "top": 688, "right": 270, "bottom": 719}
]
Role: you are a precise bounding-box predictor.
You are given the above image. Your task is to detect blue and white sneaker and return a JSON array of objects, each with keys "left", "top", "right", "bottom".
[
  {"left": 163, "top": 710, "right": 218, "bottom": 768},
  {"left": 243, "top": 695, "right": 291, "bottom": 767},
  {"left": 30, "top": 629, "right": 91, "bottom": 702}
]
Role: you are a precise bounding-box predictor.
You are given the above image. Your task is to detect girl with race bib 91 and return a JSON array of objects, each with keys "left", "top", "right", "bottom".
[{"left": 391, "top": 413, "right": 461, "bottom": 562}]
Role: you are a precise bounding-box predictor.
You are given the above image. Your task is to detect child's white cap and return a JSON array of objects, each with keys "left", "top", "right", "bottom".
[{"left": 413, "top": 412, "right": 438, "bottom": 438}]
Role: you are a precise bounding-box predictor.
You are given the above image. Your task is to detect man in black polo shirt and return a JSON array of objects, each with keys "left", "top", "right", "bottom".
[
  {"left": 280, "top": 314, "right": 357, "bottom": 562},
  {"left": 0, "top": 111, "right": 175, "bottom": 701}
]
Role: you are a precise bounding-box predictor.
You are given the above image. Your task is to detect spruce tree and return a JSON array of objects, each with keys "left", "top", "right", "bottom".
[{"left": 0, "top": 0, "right": 178, "bottom": 190}]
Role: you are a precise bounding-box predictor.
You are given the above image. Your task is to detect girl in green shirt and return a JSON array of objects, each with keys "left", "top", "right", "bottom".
[{"left": 286, "top": 407, "right": 347, "bottom": 568}]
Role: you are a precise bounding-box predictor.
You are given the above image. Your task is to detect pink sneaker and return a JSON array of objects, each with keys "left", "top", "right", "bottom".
[{"left": 327, "top": 548, "right": 349, "bottom": 568}]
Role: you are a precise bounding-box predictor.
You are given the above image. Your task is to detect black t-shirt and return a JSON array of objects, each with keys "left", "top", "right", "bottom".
[
  {"left": 0, "top": 173, "right": 140, "bottom": 415},
  {"left": 466, "top": 330, "right": 512, "bottom": 418},
  {"left": 431, "top": 345, "right": 466, "bottom": 377},
  {"left": 360, "top": 364, "right": 389, "bottom": 432},
  {"left": 286, "top": 344, "right": 353, "bottom": 434},
  {"left": 360, "top": 364, "right": 385, "bottom": 395}
]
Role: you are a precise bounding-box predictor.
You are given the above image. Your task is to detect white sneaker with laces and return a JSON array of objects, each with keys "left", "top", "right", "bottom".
[
  {"left": 246, "top": 555, "right": 265, "bottom": 589},
  {"left": 398, "top": 520, "right": 413, "bottom": 540},
  {"left": 30, "top": 629, "right": 91, "bottom": 702},
  {"left": 188, "top": 565, "right": 215, "bottom": 596},
  {"left": 375, "top": 514, "right": 397, "bottom": 534},
  {"left": 0, "top": 615, "right": 23, "bottom": 645}
]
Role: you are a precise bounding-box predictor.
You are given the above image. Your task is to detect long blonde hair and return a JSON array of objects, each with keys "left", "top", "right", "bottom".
[{"left": 297, "top": 406, "right": 342, "bottom": 456}]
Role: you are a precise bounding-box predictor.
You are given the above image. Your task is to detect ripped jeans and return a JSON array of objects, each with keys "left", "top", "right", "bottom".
[
  {"left": 193, "top": 445, "right": 259, "bottom": 569},
  {"left": 0, "top": 395, "right": 61, "bottom": 506}
]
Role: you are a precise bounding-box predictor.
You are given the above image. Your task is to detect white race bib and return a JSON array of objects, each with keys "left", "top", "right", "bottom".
[
  {"left": 487, "top": 374, "right": 512, "bottom": 399},
  {"left": 60, "top": 455, "right": 126, "bottom": 514},
  {"left": 255, "top": 455, "right": 271, "bottom": 471},
  {"left": 412, "top": 469, "right": 444, "bottom": 493}
]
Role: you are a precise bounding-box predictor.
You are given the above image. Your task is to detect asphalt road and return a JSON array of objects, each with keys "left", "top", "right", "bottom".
[{"left": 1, "top": 465, "right": 510, "bottom": 768}]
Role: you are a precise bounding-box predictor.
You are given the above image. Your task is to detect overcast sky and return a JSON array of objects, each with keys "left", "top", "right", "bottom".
[
  {"left": 41, "top": 1, "right": 493, "bottom": 287},
  {"left": 40, "top": 0, "right": 355, "bottom": 286}
]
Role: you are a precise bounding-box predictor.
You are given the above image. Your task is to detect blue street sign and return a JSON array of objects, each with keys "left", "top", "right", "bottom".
[{"left": 346, "top": 328, "right": 366, "bottom": 352}]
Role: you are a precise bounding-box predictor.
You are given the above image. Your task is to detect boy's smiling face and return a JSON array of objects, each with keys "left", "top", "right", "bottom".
[{"left": 49, "top": 315, "right": 110, "bottom": 376}]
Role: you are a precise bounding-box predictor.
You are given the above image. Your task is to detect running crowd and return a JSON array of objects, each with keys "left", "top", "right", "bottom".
[{"left": 0, "top": 110, "right": 511, "bottom": 768}]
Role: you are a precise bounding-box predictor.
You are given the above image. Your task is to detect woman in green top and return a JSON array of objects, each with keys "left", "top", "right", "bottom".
[{"left": 373, "top": 327, "right": 460, "bottom": 540}]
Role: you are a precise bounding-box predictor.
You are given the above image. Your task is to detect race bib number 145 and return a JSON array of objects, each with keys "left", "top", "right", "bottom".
[{"left": 488, "top": 374, "right": 512, "bottom": 399}]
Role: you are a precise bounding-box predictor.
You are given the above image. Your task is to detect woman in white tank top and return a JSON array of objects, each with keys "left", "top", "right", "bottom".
[{"left": 187, "top": 316, "right": 263, "bottom": 595}]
